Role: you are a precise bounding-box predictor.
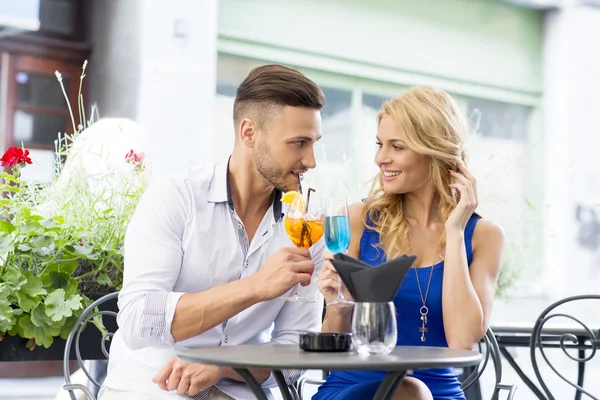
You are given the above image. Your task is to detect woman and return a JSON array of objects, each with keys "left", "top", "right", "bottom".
[{"left": 314, "top": 86, "right": 505, "bottom": 400}]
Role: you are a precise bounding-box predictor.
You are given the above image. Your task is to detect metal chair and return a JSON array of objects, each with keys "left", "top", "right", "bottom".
[
  {"left": 529, "top": 294, "right": 600, "bottom": 400},
  {"left": 61, "top": 291, "right": 301, "bottom": 400},
  {"left": 461, "top": 328, "right": 517, "bottom": 400},
  {"left": 62, "top": 291, "right": 119, "bottom": 400},
  {"left": 297, "top": 328, "right": 516, "bottom": 400}
]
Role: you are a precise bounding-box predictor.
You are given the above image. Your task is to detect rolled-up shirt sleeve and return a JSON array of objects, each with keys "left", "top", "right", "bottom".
[
  {"left": 261, "top": 239, "right": 326, "bottom": 389},
  {"left": 117, "top": 175, "right": 189, "bottom": 350}
]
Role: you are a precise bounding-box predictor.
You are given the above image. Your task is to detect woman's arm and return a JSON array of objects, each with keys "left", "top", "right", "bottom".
[
  {"left": 442, "top": 164, "right": 506, "bottom": 350},
  {"left": 442, "top": 219, "right": 505, "bottom": 349},
  {"left": 320, "top": 201, "right": 365, "bottom": 333}
]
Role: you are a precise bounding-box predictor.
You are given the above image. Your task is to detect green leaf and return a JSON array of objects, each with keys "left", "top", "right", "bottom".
[
  {"left": 40, "top": 218, "right": 61, "bottom": 232},
  {"left": 16, "top": 292, "right": 41, "bottom": 313},
  {"left": 97, "top": 274, "right": 112, "bottom": 286},
  {"left": 71, "top": 244, "right": 98, "bottom": 260},
  {"left": 8, "top": 316, "right": 24, "bottom": 337},
  {"left": 0, "top": 220, "right": 15, "bottom": 234},
  {"left": 17, "top": 243, "right": 32, "bottom": 251},
  {"left": 1, "top": 186, "right": 20, "bottom": 193},
  {"left": 63, "top": 278, "right": 78, "bottom": 297},
  {"left": 15, "top": 272, "right": 46, "bottom": 312},
  {"left": 2, "top": 265, "right": 26, "bottom": 291},
  {"left": 31, "top": 235, "right": 53, "bottom": 253},
  {"left": 0, "top": 234, "right": 13, "bottom": 254},
  {"left": 20, "top": 272, "right": 47, "bottom": 297},
  {"left": 19, "top": 315, "right": 59, "bottom": 348},
  {"left": 1, "top": 172, "right": 18, "bottom": 184},
  {"left": 80, "top": 296, "right": 107, "bottom": 337},
  {"left": 59, "top": 314, "right": 78, "bottom": 340},
  {"left": 59, "top": 259, "right": 78, "bottom": 275},
  {"left": 44, "top": 289, "right": 82, "bottom": 322},
  {"left": 0, "top": 299, "right": 17, "bottom": 332},
  {"left": 30, "top": 304, "right": 52, "bottom": 327},
  {"left": 20, "top": 221, "right": 42, "bottom": 235},
  {"left": 20, "top": 207, "right": 31, "bottom": 220},
  {"left": 0, "top": 282, "right": 10, "bottom": 300}
]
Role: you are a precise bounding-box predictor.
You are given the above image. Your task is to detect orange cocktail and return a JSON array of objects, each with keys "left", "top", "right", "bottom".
[
  {"left": 279, "top": 188, "right": 323, "bottom": 302},
  {"left": 285, "top": 217, "right": 324, "bottom": 248}
]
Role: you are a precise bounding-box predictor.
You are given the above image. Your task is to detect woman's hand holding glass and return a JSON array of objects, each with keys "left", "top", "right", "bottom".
[{"left": 318, "top": 252, "right": 354, "bottom": 305}]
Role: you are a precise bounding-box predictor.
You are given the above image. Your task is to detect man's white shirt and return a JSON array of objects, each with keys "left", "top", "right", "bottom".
[{"left": 103, "top": 158, "right": 325, "bottom": 399}]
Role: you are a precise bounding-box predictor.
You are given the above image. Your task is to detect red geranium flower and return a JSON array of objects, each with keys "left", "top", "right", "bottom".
[
  {"left": 1, "top": 147, "right": 33, "bottom": 167},
  {"left": 125, "top": 149, "right": 145, "bottom": 171}
]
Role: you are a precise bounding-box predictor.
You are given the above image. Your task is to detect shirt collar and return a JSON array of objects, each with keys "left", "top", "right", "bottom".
[{"left": 208, "top": 157, "right": 283, "bottom": 222}]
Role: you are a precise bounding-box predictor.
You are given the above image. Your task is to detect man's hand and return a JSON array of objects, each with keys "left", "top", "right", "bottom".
[
  {"left": 250, "top": 247, "right": 315, "bottom": 300},
  {"left": 153, "top": 357, "right": 222, "bottom": 396}
]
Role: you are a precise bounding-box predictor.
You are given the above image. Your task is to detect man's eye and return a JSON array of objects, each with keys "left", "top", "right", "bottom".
[
  {"left": 375, "top": 141, "right": 382, "bottom": 148},
  {"left": 294, "top": 141, "right": 306, "bottom": 147}
]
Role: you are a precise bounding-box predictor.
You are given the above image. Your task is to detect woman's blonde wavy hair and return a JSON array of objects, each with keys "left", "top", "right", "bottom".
[{"left": 364, "top": 86, "right": 470, "bottom": 259}]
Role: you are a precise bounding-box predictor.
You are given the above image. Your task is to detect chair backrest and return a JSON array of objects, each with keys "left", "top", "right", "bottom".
[
  {"left": 529, "top": 294, "right": 600, "bottom": 400},
  {"left": 63, "top": 291, "right": 119, "bottom": 400},
  {"left": 461, "top": 328, "right": 504, "bottom": 398}
]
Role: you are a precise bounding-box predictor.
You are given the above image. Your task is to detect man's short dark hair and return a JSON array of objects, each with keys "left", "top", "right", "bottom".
[{"left": 233, "top": 64, "right": 326, "bottom": 130}]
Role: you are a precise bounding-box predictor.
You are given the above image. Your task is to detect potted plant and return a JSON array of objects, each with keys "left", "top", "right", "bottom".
[{"left": 0, "top": 61, "right": 147, "bottom": 360}]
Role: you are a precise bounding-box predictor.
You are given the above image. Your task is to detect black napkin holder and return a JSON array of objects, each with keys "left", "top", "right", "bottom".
[{"left": 331, "top": 254, "right": 416, "bottom": 302}]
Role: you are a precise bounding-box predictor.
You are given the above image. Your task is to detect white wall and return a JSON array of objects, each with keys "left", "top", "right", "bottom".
[
  {"left": 543, "top": 3, "right": 600, "bottom": 299},
  {"left": 90, "top": 0, "right": 218, "bottom": 178}
]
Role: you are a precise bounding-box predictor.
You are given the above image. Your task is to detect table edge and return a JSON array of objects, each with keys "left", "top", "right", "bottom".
[{"left": 177, "top": 350, "right": 483, "bottom": 371}]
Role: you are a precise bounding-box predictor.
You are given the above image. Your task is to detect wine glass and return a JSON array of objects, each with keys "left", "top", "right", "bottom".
[
  {"left": 281, "top": 190, "right": 324, "bottom": 302},
  {"left": 324, "top": 196, "right": 354, "bottom": 307}
]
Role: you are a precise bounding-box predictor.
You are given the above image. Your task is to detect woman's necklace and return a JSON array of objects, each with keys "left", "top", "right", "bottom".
[
  {"left": 407, "top": 235, "right": 437, "bottom": 342},
  {"left": 414, "top": 254, "right": 436, "bottom": 342}
]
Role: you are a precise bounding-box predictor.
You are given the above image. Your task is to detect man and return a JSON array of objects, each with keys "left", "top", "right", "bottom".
[{"left": 100, "top": 65, "right": 326, "bottom": 399}]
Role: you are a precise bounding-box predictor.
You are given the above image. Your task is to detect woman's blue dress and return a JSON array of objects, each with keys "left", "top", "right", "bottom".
[{"left": 312, "top": 214, "right": 480, "bottom": 400}]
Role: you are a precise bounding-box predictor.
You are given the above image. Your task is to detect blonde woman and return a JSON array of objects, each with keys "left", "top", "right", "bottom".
[{"left": 315, "top": 87, "right": 505, "bottom": 400}]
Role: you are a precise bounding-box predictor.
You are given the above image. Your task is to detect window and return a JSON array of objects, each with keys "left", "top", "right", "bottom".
[
  {"left": 467, "top": 97, "right": 531, "bottom": 141},
  {"left": 6, "top": 56, "right": 81, "bottom": 149},
  {"left": 1, "top": 53, "right": 86, "bottom": 182}
]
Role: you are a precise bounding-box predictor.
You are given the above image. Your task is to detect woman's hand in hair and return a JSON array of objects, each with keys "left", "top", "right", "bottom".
[{"left": 446, "top": 163, "right": 478, "bottom": 232}]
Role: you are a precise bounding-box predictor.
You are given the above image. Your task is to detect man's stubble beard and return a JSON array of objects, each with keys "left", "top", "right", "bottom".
[{"left": 254, "top": 139, "right": 294, "bottom": 192}]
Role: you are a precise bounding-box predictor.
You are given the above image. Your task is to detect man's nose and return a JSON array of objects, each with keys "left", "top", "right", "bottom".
[{"left": 303, "top": 148, "right": 317, "bottom": 169}]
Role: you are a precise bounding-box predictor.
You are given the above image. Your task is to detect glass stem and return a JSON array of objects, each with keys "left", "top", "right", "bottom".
[{"left": 337, "top": 275, "right": 344, "bottom": 300}]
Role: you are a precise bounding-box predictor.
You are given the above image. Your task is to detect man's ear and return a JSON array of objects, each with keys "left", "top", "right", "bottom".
[{"left": 239, "top": 118, "right": 257, "bottom": 148}]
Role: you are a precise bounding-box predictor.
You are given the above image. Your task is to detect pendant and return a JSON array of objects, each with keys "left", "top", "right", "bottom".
[{"left": 419, "top": 306, "right": 429, "bottom": 342}]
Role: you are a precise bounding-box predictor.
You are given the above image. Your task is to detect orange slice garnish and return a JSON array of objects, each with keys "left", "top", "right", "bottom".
[{"left": 281, "top": 190, "right": 306, "bottom": 211}]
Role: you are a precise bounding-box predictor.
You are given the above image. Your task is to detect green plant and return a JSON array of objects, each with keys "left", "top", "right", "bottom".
[{"left": 0, "top": 61, "right": 146, "bottom": 349}]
